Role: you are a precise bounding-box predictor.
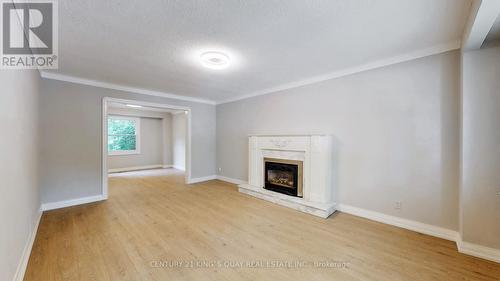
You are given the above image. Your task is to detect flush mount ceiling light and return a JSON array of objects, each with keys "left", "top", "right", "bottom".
[{"left": 200, "top": 51, "right": 230, "bottom": 69}]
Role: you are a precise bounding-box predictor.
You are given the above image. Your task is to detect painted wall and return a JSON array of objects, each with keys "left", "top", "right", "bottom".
[
  {"left": 217, "top": 51, "right": 460, "bottom": 230},
  {"left": 107, "top": 116, "right": 164, "bottom": 170},
  {"left": 0, "top": 70, "right": 41, "bottom": 281},
  {"left": 461, "top": 45, "right": 500, "bottom": 249},
  {"left": 162, "top": 113, "right": 173, "bottom": 166},
  {"left": 39, "top": 79, "right": 216, "bottom": 204},
  {"left": 172, "top": 113, "right": 187, "bottom": 170},
  {"left": 105, "top": 107, "right": 173, "bottom": 168}
]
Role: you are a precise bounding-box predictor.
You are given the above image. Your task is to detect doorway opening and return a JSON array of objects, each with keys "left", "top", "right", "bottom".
[{"left": 101, "top": 97, "right": 192, "bottom": 199}]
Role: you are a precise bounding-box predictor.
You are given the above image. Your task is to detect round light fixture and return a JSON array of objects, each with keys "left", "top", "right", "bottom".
[{"left": 200, "top": 51, "right": 230, "bottom": 69}]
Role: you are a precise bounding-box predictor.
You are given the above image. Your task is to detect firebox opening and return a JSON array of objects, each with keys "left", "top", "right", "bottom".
[{"left": 264, "top": 158, "right": 303, "bottom": 197}]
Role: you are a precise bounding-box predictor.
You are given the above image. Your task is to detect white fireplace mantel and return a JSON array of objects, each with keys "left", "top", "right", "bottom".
[{"left": 238, "top": 135, "right": 336, "bottom": 218}]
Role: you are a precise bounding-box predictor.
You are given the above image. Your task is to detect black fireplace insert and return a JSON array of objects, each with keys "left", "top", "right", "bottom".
[{"left": 264, "top": 158, "right": 303, "bottom": 197}]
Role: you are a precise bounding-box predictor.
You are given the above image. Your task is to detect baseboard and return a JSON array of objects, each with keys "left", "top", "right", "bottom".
[
  {"left": 162, "top": 164, "right": 173, "bottom": 168},
  {"left": 13, "top": 208, "right": 42, "bottom": 281},
  {"left": 337, "top": 204, "right": 459, "bottom": 242},
  {"left": 457, "top": 240, "right": 500, "bottom": 263},
  {"left": 173, "top": 165, "right": 185, "bottom": 171},
  {"left": 187, "top": 175, "right": 217, "bottom": 184},
  {"left": 186, "top": 175, "right": 246, "bottom": 185},
  {"left": 216, "top": 175, "right": 247, "bottom": 185},
  {"left": 108, "top": 164, "right": 163, "bottom": 173},
  {"left": 41, "top": 195, "right": 106, "bottom": 211},
  {"left": 337, "top": 204, "right": 500, "bottom": 263}
]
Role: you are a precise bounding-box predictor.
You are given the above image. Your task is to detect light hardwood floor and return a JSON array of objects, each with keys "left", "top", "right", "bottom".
[{"left": 25, "top": 169, "right": 500, "bottom": 281}]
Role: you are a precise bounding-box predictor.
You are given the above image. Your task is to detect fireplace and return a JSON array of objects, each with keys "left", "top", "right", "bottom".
[
  {"left": 264, "top": 158, "right": 303, "bottom": 197},
  {"left": 239, "top": 135, "right": 336, "bottom": 218}
]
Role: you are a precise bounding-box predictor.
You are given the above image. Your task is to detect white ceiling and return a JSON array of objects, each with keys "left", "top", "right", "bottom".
[{"left": 47, "top": 0, "right": 472, "bottom": 103}]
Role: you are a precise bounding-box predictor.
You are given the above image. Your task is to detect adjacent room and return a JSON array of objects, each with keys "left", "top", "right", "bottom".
[
  {"left": 1, "top": 0, "right": 499, "bottom": 280},
  {"left": 105, "top": 100, "right": 190, "bottom": 197},
  {"left": 105, "top": 100, "right": 188, "bottom": 177}
]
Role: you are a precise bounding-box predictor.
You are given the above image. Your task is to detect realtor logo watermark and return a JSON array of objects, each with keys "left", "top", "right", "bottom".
[{"left": 1, "top": 0, "right": 57, "bottom": 69}]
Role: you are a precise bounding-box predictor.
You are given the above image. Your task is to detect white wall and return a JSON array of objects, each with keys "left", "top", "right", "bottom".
[
  {"left": 39, "top": 79, "right": 216, "bottom": 204},
  {"left": 216, "top": 51, "right": 460, "bottom": 230},
  {"left": 0, "top": 70, "right": 41, "bottom": 281},
  {"left": 172, "top": 113, "right": 187, "bottom": 170},
  {"left": 461, "top": 45, "right": 500, "bottom": 249}
]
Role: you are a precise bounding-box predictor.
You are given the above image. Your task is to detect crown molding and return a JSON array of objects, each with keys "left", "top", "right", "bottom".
[
  {"left": 171, "top": 111, "right": 187, "bottom": 115},
  {"left": 461, "top": 0, "right": 500, "bottom": 51},
  {"left": 40, "top": 71, "right": 217, "bottom": 105},
  {"left": 41, "top": 40, "right": 460, "bottom": 106},
  {"left": 216, "top": 40, "right": 461, "bottom": 105}
]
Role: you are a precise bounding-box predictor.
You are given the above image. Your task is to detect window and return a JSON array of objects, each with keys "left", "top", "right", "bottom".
[{"left": 107, "top": 116, "right": 140, "bottom": 155}]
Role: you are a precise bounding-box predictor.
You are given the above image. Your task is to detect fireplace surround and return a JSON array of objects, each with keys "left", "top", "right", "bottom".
[{"left": 238, "top": 135, "right": 336, "bottom": 218}]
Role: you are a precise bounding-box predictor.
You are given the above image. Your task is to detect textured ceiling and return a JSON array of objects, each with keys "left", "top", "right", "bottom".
[{"left": 47, "top": 0, "right": 472, "bottom": 103}]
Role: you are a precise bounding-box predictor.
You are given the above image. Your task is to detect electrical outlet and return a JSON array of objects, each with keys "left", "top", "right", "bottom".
[
  {"left": 218, "top": 167, "right": 222, "bottom": 172},
  {"left": 395, "top": 201, "right": 402, "bottom": 210}
]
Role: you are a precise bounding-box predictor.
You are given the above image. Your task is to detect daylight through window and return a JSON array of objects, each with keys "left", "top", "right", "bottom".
[{"left": 107, "top": 116, "right": 140, "bottom": 155}]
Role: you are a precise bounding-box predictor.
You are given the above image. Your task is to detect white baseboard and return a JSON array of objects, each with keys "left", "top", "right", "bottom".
[
  {"left": 216, "top": 175, "right": 247, "bottom": 185},
  {"left": 13, "top": 208, "right": 42, "bottom": 281},
  {"left": 337, "top": 204, "right": 459, "bottom": 242},
  {"left": 162, "top": 164, "right": 173, "bottom": 168},
  {"left": 41, "top": 195, "right": 106, "bottom": 211},
  {"left": 457, "top": 240, "right": 500, "bottom": 263},
  {"left": 189, "top": 174, "right": 247, "bottom": 184},
  {"left": 108, "top": 164, "right": 163, "bottom": 173},
  {"left": 337, "top": 204, "right": 500, "bottom": 263},
  {"left": 173, "top": 165, "right": 185, "bottom": 171},
  {"left": 187, "top": 175, "right": 217, "bottom": 184}
]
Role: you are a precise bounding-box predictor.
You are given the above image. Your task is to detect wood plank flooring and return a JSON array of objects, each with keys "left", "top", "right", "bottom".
[{"left": 24, "top": 168, "right": 500, "bottom": 281}]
